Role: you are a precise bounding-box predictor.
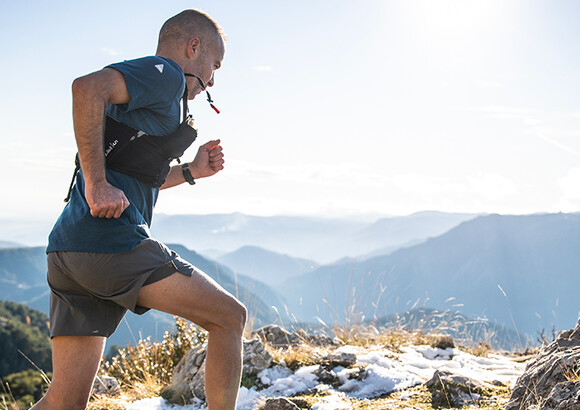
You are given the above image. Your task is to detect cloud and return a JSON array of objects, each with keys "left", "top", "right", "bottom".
[{"left": 253, "top": 65, "right": 272, "bottom": 71}]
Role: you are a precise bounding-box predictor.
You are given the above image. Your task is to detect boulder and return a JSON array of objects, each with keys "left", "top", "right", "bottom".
[
  {"left": 243, "top": 338, "right": 273, "bottom": 376},
  {"left": 506, "top": 317, "right": 580, "bottom": 410},
  {"left": 426, "top": 370, "right": 494, "bottom": 407},
  {"left": 542, "top": 381, "right": 580, "bottom": 410},
  {"left": 166, "top": 338, "right": 273, "bottom": 402}
]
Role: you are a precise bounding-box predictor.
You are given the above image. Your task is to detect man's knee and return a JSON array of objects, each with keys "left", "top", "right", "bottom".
[
  {"left": 224, "top": 298, "right": 247, "bottom": 334},
  {"left": 207, "top": 296, "right": 247, "bottom": 334}
]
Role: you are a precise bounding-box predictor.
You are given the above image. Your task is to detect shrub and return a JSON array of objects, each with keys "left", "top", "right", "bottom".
[{"left": 100, "top": 317, "right": 207, "bottom": 386}]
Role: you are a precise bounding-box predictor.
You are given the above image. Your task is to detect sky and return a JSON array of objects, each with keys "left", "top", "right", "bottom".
[{"left": 2, "top": 0, "right": 580, "bottom": 221}]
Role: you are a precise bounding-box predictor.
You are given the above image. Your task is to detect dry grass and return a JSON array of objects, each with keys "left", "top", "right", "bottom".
[
  {"left": 87, "top": 317, "right": 207, "bottom": 409},
  {"left": 100, "top": 317, "right": 206, "bottom": 386},
  {"left": 88, "top": 374, "right": 164, "bottom": 410},
  {"left": 267, "top": 343, "right": 330, "bottom": 371},
  {"left": 84, "top": 319, "right": 521, "bottom": 409}
]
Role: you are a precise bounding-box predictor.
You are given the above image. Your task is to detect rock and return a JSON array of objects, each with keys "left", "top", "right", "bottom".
[
  {"left": 167, "top": 338, "right": 273, "bottom": 402},
  {"left": 314, "top": 366, "right": 339, "bottom": 386},
  {"left": 506, "top": 317, "right": 580, "bottom": 410},
  {"left": 253, "top": 325, "right": 339, "bottom": 349},
  {"left": 543, "top": 381, "right": 580, "bottom": 410},
  {"left": 243, "top": 338, "right": 273, "bottom": 376},
  {"left": 253, "top": 325, "right": 301, "bottom": 348},
  {"left": 164, "top": 343, "right": 207, "bottom": 403},
  {"left": 263, "top": 397, "right": 300, "bottom": 410},
  {"left": 91, "top": 375, "right": 120, "bottom": 396},
  {"left": 322, "top": 352, "right": 357, "bottom": 368},
  {"left": 426, "top": 370, "right": 493, "bottom": 407}
]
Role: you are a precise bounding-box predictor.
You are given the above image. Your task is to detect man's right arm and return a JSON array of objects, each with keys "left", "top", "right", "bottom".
[{"left": 72, "top": 68, "right": 131, "bottom": 218}]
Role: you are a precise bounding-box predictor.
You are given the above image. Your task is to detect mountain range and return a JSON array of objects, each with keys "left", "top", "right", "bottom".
[
  {"left": 151, "top": 211, "right": 477, "bottom": 264},
  {"left": 1, "top": 211, "right": 578, "bottom": 351},
  {"left": 278, "top": 213, "right": 580, "bottom": 347}
]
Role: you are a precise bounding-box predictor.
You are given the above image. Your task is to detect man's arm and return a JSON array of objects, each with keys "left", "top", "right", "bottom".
[
  {"left": 72, "top": 68, "right": 131, "bottom": 218},
  {"left": 160, "top": 140, "right": 225, "bottom": 190}
]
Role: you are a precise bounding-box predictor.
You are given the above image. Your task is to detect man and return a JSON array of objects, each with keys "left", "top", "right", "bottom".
[{"left": 32, "top": 9, "right": 246, "bottom": 410}]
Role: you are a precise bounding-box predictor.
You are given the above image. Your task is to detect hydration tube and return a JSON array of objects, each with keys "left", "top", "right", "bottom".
[{"left": 184, "top": 73, "right": 220, "bottom": 114}]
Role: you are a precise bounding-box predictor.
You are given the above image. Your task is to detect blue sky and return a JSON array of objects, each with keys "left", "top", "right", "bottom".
[{"left": 2, "top": 0, "right": 580, "bottom": 220}]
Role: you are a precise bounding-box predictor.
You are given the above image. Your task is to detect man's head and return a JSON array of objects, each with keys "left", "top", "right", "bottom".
[{"left": 157, "top": 9, "right": 226, "bottom": 98}]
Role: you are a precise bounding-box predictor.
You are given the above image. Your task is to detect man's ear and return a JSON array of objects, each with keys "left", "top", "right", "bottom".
[{"left": 187, "top": 38, "right": 201, "bottom": 58}]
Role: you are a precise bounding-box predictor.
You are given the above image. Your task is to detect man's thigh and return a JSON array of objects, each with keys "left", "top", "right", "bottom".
[{"left": 136, "top": 268, "right": 246, "bottom": 332}]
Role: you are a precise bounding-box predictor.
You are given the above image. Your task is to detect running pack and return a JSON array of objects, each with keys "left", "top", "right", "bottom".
[{"left": 64, "top": 97, "right": 197, "bottom": 202}]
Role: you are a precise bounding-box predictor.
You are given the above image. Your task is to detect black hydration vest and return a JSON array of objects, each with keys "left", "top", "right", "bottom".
[
  {"left": 103, "top": 111, "right": 197, "bottom": 187},
  {"left": 65, "top": 96, "right": 197, "bottom": 201}
]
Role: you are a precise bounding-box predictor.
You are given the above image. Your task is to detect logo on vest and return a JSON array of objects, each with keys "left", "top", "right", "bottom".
[
  {"left": 155, "top": 64, "right": 164, "bottom": 73},
  {"left": 105, "top": 139, "right": 118, "bottom": 157}
]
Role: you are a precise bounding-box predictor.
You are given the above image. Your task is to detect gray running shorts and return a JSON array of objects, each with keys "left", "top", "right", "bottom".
[{"left": 47, "top": 238, "right": 195, "bottom": 338}]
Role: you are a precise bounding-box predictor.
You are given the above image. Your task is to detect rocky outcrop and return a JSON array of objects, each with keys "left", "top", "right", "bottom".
[
  {"left": 507, "top": 317, "right": 580, "bottom": 410},
  {"left": 165, "top": 338, "right": 273, "bottom": 402},
  {"left": 253, "top": 325, "right": 339, "bottom": 349},
  {"left": 426, "top": 370, "right": 495, "bottom": 407}
]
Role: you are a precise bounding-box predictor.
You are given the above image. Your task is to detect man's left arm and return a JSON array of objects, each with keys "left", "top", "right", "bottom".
[{"left": 160, "top": 139, "right": 224, "bottom": 189}]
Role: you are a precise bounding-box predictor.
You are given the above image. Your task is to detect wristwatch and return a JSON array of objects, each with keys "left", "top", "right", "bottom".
[{"left": 181, "top": 163, "right": 196, "bottom": 185}]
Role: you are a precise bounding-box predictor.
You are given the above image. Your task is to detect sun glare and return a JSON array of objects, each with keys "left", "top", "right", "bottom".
[{"left": 400, "top": 0, "right": 513, "bottom": 54}]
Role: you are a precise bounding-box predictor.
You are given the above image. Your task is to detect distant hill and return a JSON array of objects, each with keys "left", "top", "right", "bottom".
[
  {"left": 0, "top": 217, "right": 54, "bottom": 247},
  {"left": 280, "top": 213, "right": 580, "bottom": 343},
  {"left": 0, "top": 240, "right": 24, "bottom": 249},
  {"left": 350, "top": 211, "right": 478, "bottom": 257},
  {"left": 0, "top": 301, "right": 52, "bottom": 377},
  {"left": 0, "top": 247, "right": 49, "bottom": 313},
  {"left": 0, "top": 244, "right": 280, "bottom": 347},
  {"left": 217, "top": 245, "right": 319, "bottom": 287},
  {"left": 151, "top": 211, "right": 477, "bottom": 264}
]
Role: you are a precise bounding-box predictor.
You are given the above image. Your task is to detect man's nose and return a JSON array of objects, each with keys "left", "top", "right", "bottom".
[{"left": 207, "top": 74, "right": 215, "bottom": 87}]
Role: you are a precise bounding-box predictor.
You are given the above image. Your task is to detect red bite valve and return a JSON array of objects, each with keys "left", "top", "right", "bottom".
[{"left": 210, "top": 103, "right": 220, "bottom": 114}]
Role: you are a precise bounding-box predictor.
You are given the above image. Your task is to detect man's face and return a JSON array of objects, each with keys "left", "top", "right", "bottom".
[{"left": 187, "top": 37, "right": 225, "bottom": 99}]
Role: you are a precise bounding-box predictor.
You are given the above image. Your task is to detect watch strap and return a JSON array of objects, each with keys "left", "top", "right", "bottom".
[{"left": 181, "top": 163, "right": 196, "bottom": 185}]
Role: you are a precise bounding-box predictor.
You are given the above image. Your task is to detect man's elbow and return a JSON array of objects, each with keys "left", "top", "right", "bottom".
[{"left": 72, "top": 74, "right": 100, "bottom": 98}]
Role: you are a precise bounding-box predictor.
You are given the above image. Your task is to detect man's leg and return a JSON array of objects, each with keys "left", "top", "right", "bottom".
[
  {"left": 31, "top": 336, "right": 106, "bottom": 410},
  {"left": 137, "top": 270, "right": 247, "bottom": 410}
]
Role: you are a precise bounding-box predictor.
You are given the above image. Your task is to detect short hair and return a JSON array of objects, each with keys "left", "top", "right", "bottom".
[{"left": 158, "top": 9, "right": 226, "bottom": 50}]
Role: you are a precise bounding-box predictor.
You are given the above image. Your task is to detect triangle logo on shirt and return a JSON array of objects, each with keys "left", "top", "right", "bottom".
[{"left": 155, "top": 64, "right": 164, "bottom": 73}]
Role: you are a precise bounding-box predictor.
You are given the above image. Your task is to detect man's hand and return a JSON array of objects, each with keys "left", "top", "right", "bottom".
[
  {"left": 189, "top": 139, "right": 225, "bottom": 179},
  {"left": 85, "top": 181, "right": 130, "bottom": 218}
]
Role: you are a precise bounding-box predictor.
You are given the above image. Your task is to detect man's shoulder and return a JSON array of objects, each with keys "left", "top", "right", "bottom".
[
  {"left": 106, "top": 56, "right": 184, "bottom": 112},
  {"left": 107, "top": 56, "right": 183, "bottom": 79}
]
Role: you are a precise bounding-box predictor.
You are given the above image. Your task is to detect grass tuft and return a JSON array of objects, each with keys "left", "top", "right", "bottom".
[{"left": 100, "top": 317, "right": 206, "bottom": 386}]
